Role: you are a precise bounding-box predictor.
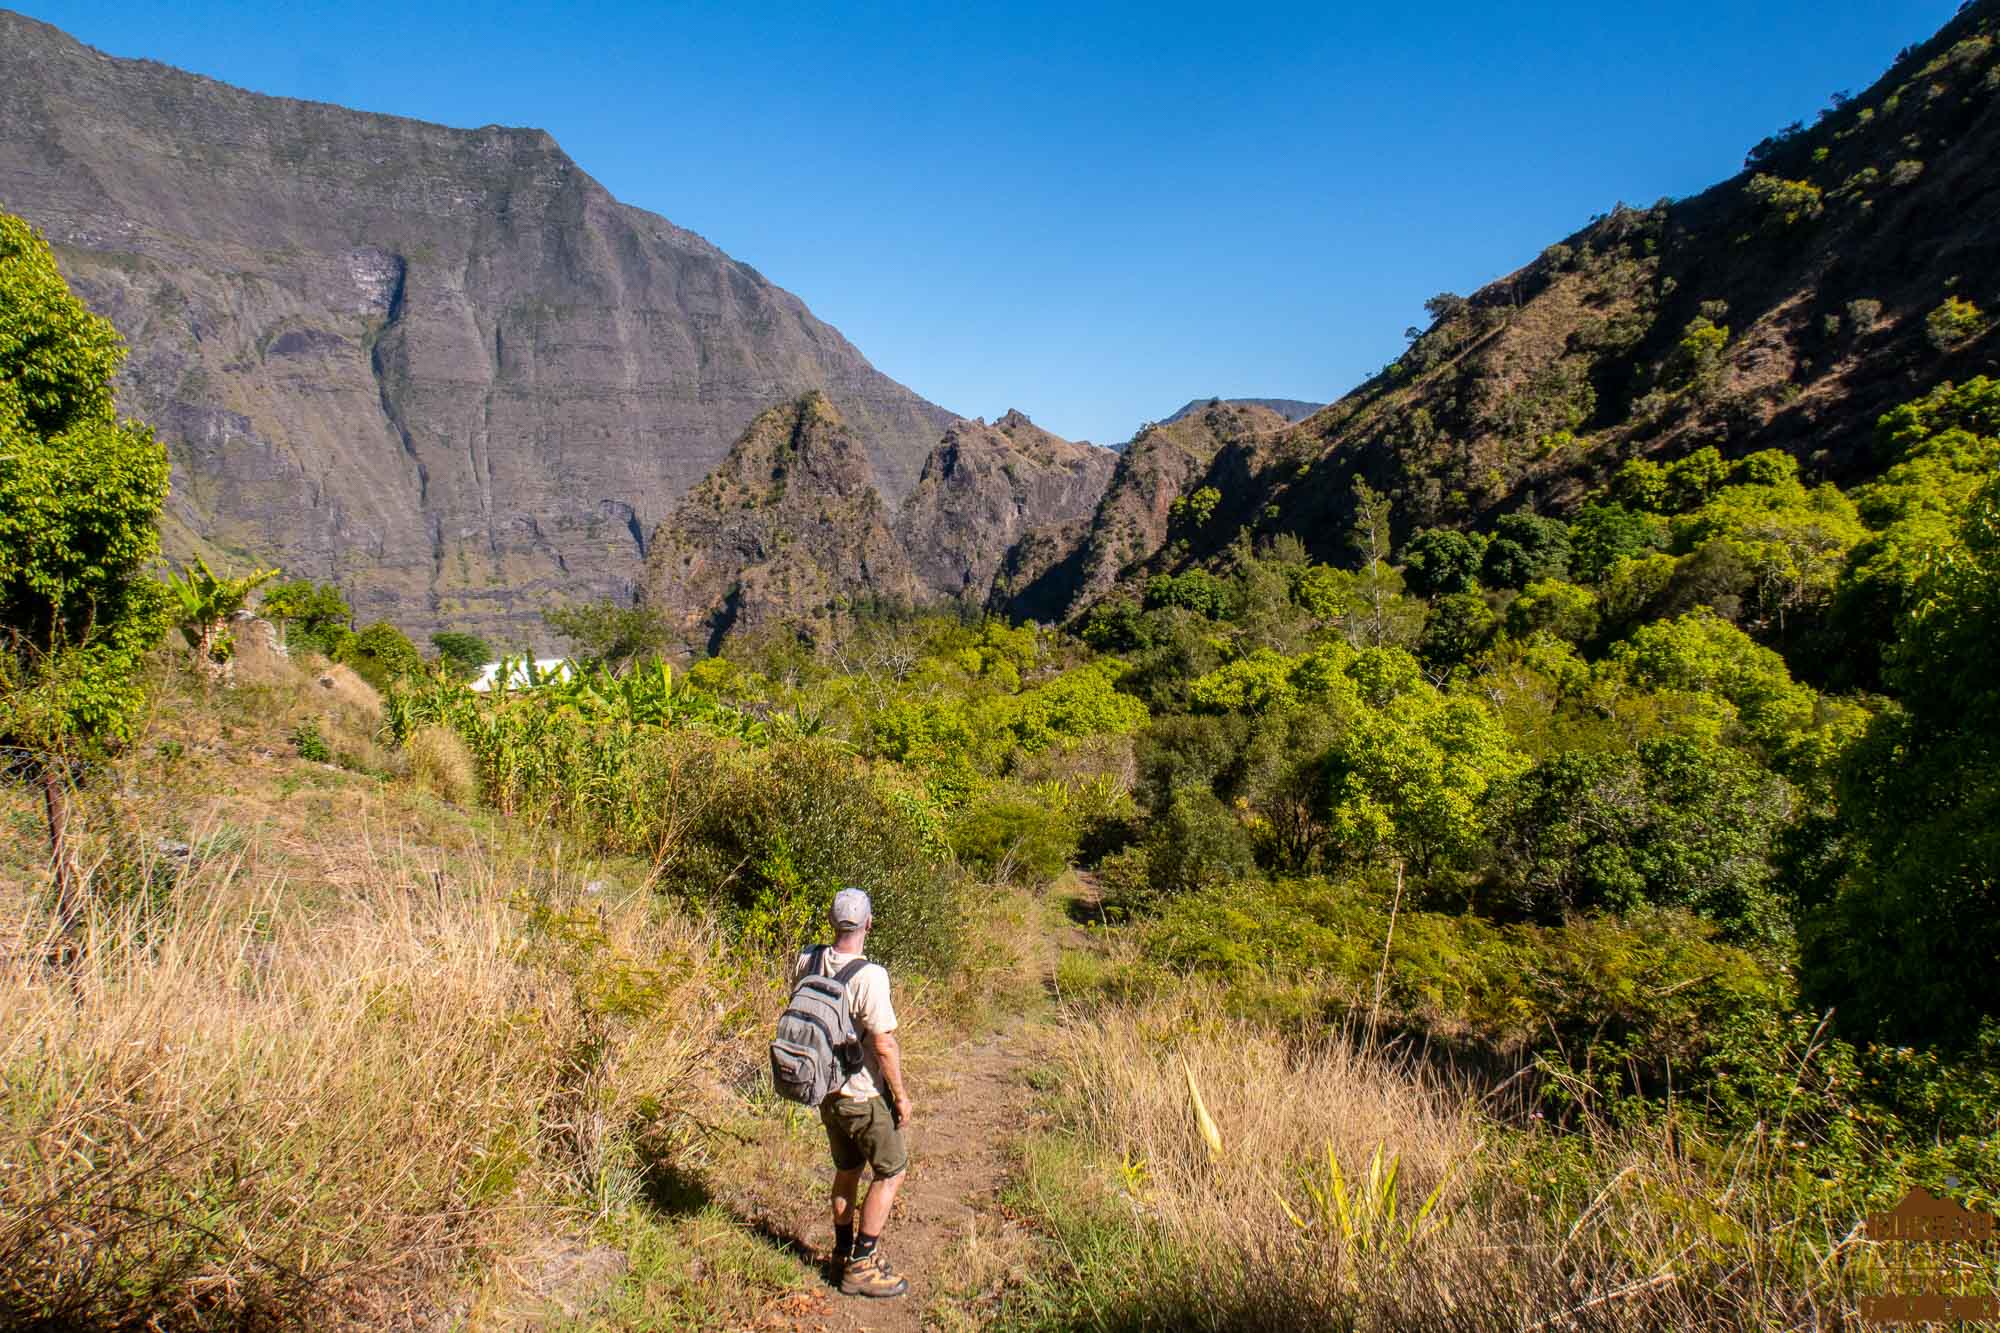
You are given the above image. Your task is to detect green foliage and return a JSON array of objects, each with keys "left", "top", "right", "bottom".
[
  {"left": 1570, "top": 503, "right": 1668, "bottom": 581},
  {"left": 1400, "top": 528, "right": 1485, "bottom": 597},
  {"left": 1417, "top": 592, "right": 1496, "bottom": 669},
  {"left": 1663, "top": 317, "right": 1729, "bottom": 396},
  {"left": 1807, "top": 469, "right": 2000, "bottom": 1043},
  {"left": 1143, "top": 569, "right": 1230, "bottom": 618},
  {"left": 1168, "top": 485, "right": 1221, "bottom": 529},
  {"left": 1744, "top": 174, "right": 1824, "bottom": 228},
  {"left": 0, "top": 213, "right": 171, "bottom": 752},
  {"left": 1925, "top": 295, "right": 1988, "bottom": 350},
  {"left": 1491, "top": 737, "right": 1794, "bottom": 943},
  {"left": 1480, "top": 512, "right": 1572, "bottom": 589},
  {"left": 678, "top": 743, "right": 968, "bottom": 974},
  {"left": 338, "top": 621, "right": 424, "bottom": 690},
  {"left": 290, "top": 718, "right": 331, "bottom": 763},
  {"left": 430, "top": 631, "right": 493, "bottom": 679},
  {"left": 164, "top": 557, "right": 277, "bottom": 666},
  {"left": 259, "top": 579, "right": 353, "bottom": 656},
  {"left": 542, "top": 598, "right": 670, "bottom": 672},
  {"left": 1006, "top": 662, "right": 1149, "bottom": 753},
  {"left": 949, "top": 788, "right": 1078, "bottom": 886},
  {"left": 1504, "top": 579, "right": 1599, "bottom": 644},
  {"left": 1608, "top": 609, "right": 1816, "bottom": 750}
]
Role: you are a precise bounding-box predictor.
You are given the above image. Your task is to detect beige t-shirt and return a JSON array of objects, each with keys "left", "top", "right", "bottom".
[{"left": 791, "top": 946, "right": 897, "bottom": 1101}]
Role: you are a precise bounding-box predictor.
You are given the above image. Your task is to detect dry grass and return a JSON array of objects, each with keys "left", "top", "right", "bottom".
[
  {"left": 0, "top": 835, "right": 744, "bottom": 1329},
  {"left": 996, "top": 986, "right": 1869, "bottom": 1332},
  {"left": 407, "top": 723, "right": 479, "bottom": 805},
  {"left": 0, "top": 655, "right": 783, "bottom": 1330}
]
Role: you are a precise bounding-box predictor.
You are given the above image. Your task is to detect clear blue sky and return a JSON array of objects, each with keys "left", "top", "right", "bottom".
[{"left": 18, "top": 0, "right": 1960, "bottom": 444}]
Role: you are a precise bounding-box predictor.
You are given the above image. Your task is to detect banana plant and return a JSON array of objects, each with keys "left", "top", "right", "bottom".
[{"left": 164, "top": 557, "right": 278, "bottom": 677}]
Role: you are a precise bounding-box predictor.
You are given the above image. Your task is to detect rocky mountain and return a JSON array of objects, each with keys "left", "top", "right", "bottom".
[
  {"left": 998, "top": 401, "right": 1289, "bottom": 621},
  {"left": 1161, "top": 397, "right": 1323, "bottom": 425},
  {"left": 1036, "top": 0, "right": 2000, "bottom": 612},
  {"left": 895, "top": 409, "right": 1116, "bottom": 600},
  {"left": 647, "top": 397, "right": 1113, "bottom": 647},
  {"left": 0, "top": 9, "right": 955, "bottom": 642}
]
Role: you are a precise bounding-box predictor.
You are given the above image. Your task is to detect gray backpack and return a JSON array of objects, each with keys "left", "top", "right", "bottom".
[{"left": 770, "top": 945, "right": 870, "bottom": 1106}]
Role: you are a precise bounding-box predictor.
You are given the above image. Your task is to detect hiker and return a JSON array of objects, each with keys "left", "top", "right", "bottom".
[{"left": 782, "top": 887, "right": 913, "bottom": 1299}]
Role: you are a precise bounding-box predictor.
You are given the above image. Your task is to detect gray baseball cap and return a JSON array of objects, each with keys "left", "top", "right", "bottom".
[{"left": 830, "top": 886, "right": 873, "bottom": 929}]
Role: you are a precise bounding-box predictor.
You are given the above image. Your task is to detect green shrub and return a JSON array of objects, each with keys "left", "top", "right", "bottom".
[
  {"left": 429, "top": 630, "right": 493, "bottom": 679},
  {"left": 1142, "top": 570, "right": 1230, "bottom": 618},
  {"left": 1142, "top": 790, "right": 1255, "bottom": 901},
  {"left": 669, "top": 741, "right": 968, "bottom": 976},
  {"left": 1744, "top": 174, "right": 1824, "bottom": 228},
  {"left": 1926, "top": 295, "right": 1987, "bottom": 350},
  {"left": 338, "top": 621, "right": 424, "bottom": 689},
  {"left": 950, "top": 791, "right": 1078, "bottom": 886},
  {"left": 291, "top": 719, "right": 331, "bottom": 763}
]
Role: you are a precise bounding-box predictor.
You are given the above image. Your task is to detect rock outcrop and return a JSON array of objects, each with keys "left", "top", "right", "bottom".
[
  {"left": 895, "top": 410, "right": 1116, "bottom": 600},
  {"left": 646, "top": 398, "right": 1115, "bottom": 646},
  {"left": 0, "top": 9, "right": 954, "bottom": 642}
]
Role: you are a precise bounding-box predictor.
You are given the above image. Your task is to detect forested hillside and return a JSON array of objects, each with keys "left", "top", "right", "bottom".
[{"left": 1028, "top": 0, "right": 2000, "bottom": 620}]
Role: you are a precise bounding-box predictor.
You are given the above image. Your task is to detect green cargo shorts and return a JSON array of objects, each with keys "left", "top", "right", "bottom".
[{"left": 820, "top": 1093, "right": 908, "bottom": 1179}]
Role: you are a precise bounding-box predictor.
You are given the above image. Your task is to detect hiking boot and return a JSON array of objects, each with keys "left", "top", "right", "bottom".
[
  {"left": 839, "top": 1251, "right": 909, "bottom": 1298},
  {"left": 826, "top": 1240, "right": 853, "bottom": 1286}
]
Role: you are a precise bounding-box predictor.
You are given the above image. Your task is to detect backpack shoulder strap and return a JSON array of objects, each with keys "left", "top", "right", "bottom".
[
  {"left": 808, "top": 943, "right": 829, "bottom": 978},
  {"left": 832, "top": 956, "right": 870, "bottom": 986}
]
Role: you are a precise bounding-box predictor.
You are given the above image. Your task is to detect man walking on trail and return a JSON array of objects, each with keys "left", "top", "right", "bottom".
[{"left": 793, "top": 887, "right": 913, "bottom": 1299}]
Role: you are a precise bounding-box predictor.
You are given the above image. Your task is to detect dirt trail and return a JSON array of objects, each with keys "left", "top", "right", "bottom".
[{"left": 729, "top": 886, "right": 1089, "bottom": 1333}]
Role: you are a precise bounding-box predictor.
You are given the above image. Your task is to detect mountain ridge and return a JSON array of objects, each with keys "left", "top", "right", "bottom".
[{"left": 0, "top": 7, "right": 957, "bottom": 642}]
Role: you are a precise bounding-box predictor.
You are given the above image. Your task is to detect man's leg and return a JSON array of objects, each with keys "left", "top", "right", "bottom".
[
  {"left": 830, "top": 1166, "right": 863, "bottom": 1266},
  {"left": 840, "top": 1098, "right": 910, "bottom": 1297},
  {"left": 858, "top": 1168, "right": 902, "bottom": 1236}
]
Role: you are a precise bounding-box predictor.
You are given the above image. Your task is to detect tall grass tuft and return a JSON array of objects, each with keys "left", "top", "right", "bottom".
[
  {"left": 1003, "top": 987, "right": 1868, "bottom": 1330},
  {"left": 0, "top": 839, "right": 742, "bottom": 1329}
]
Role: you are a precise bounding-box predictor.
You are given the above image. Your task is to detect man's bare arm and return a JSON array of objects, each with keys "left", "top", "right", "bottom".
[{"left": 869, "top": 1030, "right": 912, "bottom": 1125}]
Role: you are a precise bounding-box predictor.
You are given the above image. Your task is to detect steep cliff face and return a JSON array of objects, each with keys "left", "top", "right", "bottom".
[
  {"left": 646, "top": 398, "right": 1116, "bottom": 645},
  {"left": 0, "top": 10, "right": 954, "bottom": 642},
  {"left": 645, "top": 394, "right": 922, "bottom": 651},
  {"left": 895, "top": 409, "right": 1116, "bottom": 600}
]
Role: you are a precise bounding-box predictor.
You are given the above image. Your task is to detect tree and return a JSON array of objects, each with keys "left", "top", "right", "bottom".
[
  {"left": 259, "top": 579, "right": 352, "bottom": 656},
  {"left": 430, "top": 630, "right": 494, "bottom": 680},
  {"left": 0, "top": 213, "right": 171, "bottom": 923},
  {"left": 1401, "top": 528, "right": 1485, "bottom": 598},
  {"left": 165, "top": 557, "right": 277, "bottom": 679},
  {"left": 542, "top": 598, "right": 669, "bottom": 674},
  {"left": 339, "top": 621, "right": 424, "bottom": 689},
  {"left": 1481, "top": 512, "right": 1572, "bottom": 589},
  {"left": 1807, "top": 471, "right": 2000, "bottom": 1044}
]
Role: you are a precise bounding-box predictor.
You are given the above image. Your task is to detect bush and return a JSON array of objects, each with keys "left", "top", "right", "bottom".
[
  {"left": 1926, "top": 296, "right": 1988, "bottom": 350},
  {"left": 407, "top": 723, "right": 478, "bottom": 804},
  {"left": 430, "top": 630, "right": 493, "bottom": 679},
  {"left": 670, "top": 742, "right": 969, "bottom": 976},
  {"left": 338, "top": 621, "right": 424, "bottom": 690},
  {"left": 1481, "top": 513, "right": 1571, "bottom": 589},
  {"left": 1142, "top": 790, "right": 1255, "bottom": 901},
  {"left": 1744, "top": 174, "right": 1823, "bottom": 228},
  {"left": 950, "top": 790, "right": 1078, "bottom": 886},
  {"left": 291, "top": 718, "right": 331, "bottom": 763},
  {"left": 1142, "top": 570, "right": 1230, "bottom": 618}
]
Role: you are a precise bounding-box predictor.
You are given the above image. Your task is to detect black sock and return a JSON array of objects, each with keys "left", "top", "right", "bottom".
[
  {"left": 834, "top": 1223, "right": 854, "bottom": 1258},
  {"left": 852, "top": 1231, "right": 880, "bottom": 1261}
]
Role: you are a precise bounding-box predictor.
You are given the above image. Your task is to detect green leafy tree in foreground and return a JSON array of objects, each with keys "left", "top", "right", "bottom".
[
  {"left": 542, "top": 598, "right": 669, "bottom": 674},
  {"left": 0, "top": 213, "right": 170, "bottom": 921},
  {"left": 259, "top": 578, "right": 352, "bottom": 656},
  {"left": 339, "top": 621, "right": 424, "bottom": 690}
]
